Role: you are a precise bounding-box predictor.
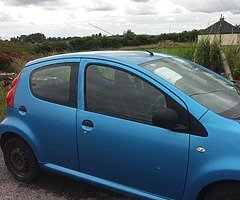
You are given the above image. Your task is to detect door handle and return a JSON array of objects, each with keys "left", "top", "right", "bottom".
[
  {"left": 82, "top": 120, "right": 94, "bottom": 128},
  {"left": 81, "top": 119, "right": 94, "bottom": 133},
  {"left": 18, "top": 106, "right": 27, "bottom": 115}
]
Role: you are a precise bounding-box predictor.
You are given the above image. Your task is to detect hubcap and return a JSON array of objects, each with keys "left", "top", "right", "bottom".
[{"left": 10, "top": 147, "right": 29, "bottom": 177}]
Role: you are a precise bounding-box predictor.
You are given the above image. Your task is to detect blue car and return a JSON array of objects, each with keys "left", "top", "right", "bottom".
[{"left": 1, "top": 51, "right": 240, "bottom": 200}]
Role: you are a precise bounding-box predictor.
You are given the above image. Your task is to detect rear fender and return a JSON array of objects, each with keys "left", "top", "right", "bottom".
[{"left": 0, "top": 116, "right": 43, "bottom": 162}]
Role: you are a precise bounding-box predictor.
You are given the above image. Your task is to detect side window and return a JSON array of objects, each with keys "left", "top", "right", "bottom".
[
  {"left": 85, "top": 64, "right": 170, "bottom": 124},
  {"left": 31, "top": 63, "right": 78, "bottom": 107},
  {"left": 97, "top": 66, "right": 115, "bottom": 81}
]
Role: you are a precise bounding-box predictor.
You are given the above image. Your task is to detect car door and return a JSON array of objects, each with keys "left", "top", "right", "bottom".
[
  {"left": 77, "top": 59, "right": 190, "bottom": 199},
  {"left": 16, "top": 59, "right": 79, "bottom": 170}
]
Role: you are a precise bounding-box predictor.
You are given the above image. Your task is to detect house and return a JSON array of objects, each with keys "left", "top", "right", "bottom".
[{"left": 198, "top": 15, "right": 240, "bottom": 45}]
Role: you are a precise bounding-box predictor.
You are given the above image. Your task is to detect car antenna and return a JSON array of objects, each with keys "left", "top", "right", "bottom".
[
  {"left": 145, "top": 50, "right": 154, "bottom": 56},
  {"left": 89, "top": 23, "right": 114, "bottom": 36},
  {"left": 88, "top": 23, "right": 154, "bottom": 57}
]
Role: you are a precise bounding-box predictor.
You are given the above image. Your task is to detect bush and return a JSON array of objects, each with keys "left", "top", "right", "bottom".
[
  {"left": 225, "top": 45, "right": 240, "bottom": 80},
  {"left": 0, "top": 53, "right": 14, "bottom": 72},
  {"left": 10, "top": 57, "right": 29, "bottom": 73},
  {"left": 184, "top": 40, "right": 222, "bottom": 73},
  {"left": 0, "top": 41, "right": 38, "bottom": 73},
  {"left": 0, "top": 41, "right": 22, "bottom": 72},
  {"left": 0, "top": 86, "right": 6, "bottom": 119}
]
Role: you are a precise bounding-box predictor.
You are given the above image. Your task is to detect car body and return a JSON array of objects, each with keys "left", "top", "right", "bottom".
[{"left": 1, "top": 51, "right": 240, "bottom": 200}]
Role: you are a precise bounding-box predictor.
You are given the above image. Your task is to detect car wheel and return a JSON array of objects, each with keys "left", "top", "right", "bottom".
[
  {"left": 3, "top": 137, "right": 40, "bottom": 183},
  {"left": 204, "top": 183, "right": 240, "bottom": 200}
]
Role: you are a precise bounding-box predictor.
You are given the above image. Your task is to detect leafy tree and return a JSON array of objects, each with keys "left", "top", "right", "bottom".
[{"left": 10, "top": 33, "right": 46, "bottom": 43}]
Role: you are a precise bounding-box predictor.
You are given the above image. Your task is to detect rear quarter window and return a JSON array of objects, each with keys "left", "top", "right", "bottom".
[{"left": 30, "top": 63, "right": 78, "bottom": 107}]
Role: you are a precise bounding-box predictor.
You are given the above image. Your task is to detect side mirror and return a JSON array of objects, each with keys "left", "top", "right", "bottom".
[{"left": 152, "top": 107, "right": 178, "bottom": 130}]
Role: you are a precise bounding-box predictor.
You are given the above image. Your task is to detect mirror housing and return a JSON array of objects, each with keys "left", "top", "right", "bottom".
[{"left": 152, "top": 108, "right": 178, "bottom": 130}]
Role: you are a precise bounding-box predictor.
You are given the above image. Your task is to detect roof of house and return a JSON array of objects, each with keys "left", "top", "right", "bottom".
[{"left": 199, "top": 16, "right": 240, "bottom": 34}]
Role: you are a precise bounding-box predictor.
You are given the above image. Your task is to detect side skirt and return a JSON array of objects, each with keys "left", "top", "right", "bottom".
[{"left": 40, "top": 162, "right": 171, "bottom": 200}]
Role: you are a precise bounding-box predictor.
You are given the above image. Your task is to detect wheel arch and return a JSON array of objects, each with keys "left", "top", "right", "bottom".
[
  {"left": 182, "top": 161, "right": 240, "bottom": 200},
  {"left": 0, "top": 130, "right": 42, "bottom": 162},
  {"left": 1, "top": 132, "right": 22, "bottom": 150},
  {"left": 196, "top": 180, "right": 240, "bottom": 200}
]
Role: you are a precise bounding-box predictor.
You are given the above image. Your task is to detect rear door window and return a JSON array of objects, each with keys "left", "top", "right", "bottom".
[{"left": 30, "top": 63, "right": 78, "bottom": 107}]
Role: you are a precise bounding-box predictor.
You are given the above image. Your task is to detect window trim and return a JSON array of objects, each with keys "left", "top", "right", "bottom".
[{"left": 30, "top": 62, "right": 79, "bottom": 108}]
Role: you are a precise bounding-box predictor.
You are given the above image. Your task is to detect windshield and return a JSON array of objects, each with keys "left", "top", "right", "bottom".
[{"left": 141, "top": 57, "right": 240, "bottom": 119}]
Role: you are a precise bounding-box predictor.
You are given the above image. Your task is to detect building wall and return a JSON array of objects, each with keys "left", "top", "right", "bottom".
[{"left": 198, "top": 34, "right": 240, "bottom": 45}]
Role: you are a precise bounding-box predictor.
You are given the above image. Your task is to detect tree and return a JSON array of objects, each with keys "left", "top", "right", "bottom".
[{"left": 10, "top": 33, "right": 46, "bottom": 43}]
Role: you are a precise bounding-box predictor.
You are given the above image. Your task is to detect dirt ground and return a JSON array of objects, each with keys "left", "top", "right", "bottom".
[{"left": 0, "top": 150, "right": 134, "bottom": 200}]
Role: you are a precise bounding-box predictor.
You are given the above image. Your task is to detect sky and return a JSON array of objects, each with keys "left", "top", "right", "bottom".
[{"left": 0, "top": 0, "right": 239, "bottom": 40}]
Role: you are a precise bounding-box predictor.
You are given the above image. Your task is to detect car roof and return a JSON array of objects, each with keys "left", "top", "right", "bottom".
[{"left": 25, "top": 51, "right": 171, "bottom": 67}]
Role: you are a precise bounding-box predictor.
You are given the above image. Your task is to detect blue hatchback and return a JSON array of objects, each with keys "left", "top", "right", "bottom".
[{"left": 1, "top": 51, "right": 240, "bottom": 200}]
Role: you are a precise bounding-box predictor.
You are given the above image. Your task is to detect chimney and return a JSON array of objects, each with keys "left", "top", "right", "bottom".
[{"left": 220, "top": 14, "right": 225, "bottom": 21}]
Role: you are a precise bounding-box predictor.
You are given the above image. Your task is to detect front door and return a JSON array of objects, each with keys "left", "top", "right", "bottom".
[{"left": 77, "top": 59, "right": 189, "bottom": 199}]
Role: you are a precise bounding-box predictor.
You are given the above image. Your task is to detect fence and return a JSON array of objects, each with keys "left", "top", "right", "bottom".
[{"left": 0, "top": 72, "right": 16, "bottom": 87}]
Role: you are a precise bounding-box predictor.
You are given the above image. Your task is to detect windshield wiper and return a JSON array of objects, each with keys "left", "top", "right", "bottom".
[{"left": 189, "top": 89, "right": 223, "bottom": 97}]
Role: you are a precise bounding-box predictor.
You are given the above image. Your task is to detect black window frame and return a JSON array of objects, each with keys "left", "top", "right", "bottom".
[{"left": 30, "top": 62, "right": 79, "bottom": 108}]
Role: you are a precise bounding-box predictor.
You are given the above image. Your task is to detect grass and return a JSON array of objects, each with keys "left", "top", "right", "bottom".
[
  {"left": 224, "top": 45, "right": 240, "bottom": 79},
  {"left": 148, "top": 46, "right": 191, "bottom": 58},
  {"left": 0, "top": 87, "right": 6, "bottom": 119},
  {"left": 120, "top": 42, "right": 194, "bottom": 60}
]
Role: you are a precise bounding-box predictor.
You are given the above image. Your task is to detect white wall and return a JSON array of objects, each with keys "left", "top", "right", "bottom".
[{"left": 198, "top": 34, "right": 240, "bottom": 45}]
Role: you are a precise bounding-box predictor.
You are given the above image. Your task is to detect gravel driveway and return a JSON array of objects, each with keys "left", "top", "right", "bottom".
[{"left": 0, "top": 150, "right": 134, "bottom": 200}]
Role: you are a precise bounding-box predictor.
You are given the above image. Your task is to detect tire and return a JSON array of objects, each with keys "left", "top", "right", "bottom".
[
  {"left": 3, "top": 137, "right": 40, "bottom": 183},
  {"left": 204, "top": 183, "right": 240, "bottom": 200}
]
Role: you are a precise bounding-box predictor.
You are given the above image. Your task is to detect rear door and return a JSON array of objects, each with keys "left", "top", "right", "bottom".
[
  {"left": 15, "top": 59, "right": 79, "bottom": 170},
  {"left": 77, "top": 59, "right": 190, "bottom": 199}
]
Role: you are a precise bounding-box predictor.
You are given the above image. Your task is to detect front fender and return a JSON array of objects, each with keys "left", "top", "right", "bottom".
[
  {"left": 0, "top": 116, "right": 43, "bottom": 162},
  {"left": 182, "top": 157, "right": 240, "bottom": 200},
  {"left": 181, "top": 110, "right": 240, "bottom": 200}
]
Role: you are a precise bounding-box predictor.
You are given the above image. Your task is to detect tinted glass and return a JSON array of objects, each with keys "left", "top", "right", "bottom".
[
  {"left": 31, "top": 63, "right": 78, "bottom": 107},
  {"left": 85, "top": 64, "right": 167, "bottom": 124}
]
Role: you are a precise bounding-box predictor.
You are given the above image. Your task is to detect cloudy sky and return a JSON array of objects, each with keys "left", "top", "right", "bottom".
[{"left": 0, "top": 0, "right": 239, "bottom": 40}]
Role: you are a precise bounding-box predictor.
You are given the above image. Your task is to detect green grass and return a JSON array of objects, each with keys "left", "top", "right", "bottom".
[
  {"left": 0, "top": 87, "right": 6, "bottom": 119},
  {"left": 147, "top": 46, "right": 191, "bottom": 58},
  {"left": 120, "top": 42, "right": 193, "bottom": 60},
  {"left": 224, "top": 45, "right": 240, "bottom": 79}
]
